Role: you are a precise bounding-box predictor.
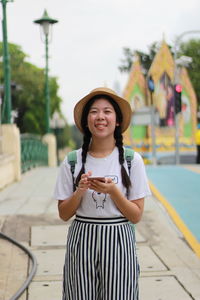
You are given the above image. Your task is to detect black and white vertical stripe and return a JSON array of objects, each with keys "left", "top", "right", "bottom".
[{"left": 63, "top": 216, "right": 139, "bottom": 300}]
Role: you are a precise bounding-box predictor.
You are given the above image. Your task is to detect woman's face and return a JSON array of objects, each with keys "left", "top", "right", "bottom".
[{"left": 87, "top": 98, "right": 118, "bottom": 139}]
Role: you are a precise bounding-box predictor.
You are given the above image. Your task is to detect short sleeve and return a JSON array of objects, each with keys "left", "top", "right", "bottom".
[
  {"left": 128, "top": 152, "right": 151, "bottom": 200},
  {"left": 53, "top": 158, "right": 74, "bottom": 200}
]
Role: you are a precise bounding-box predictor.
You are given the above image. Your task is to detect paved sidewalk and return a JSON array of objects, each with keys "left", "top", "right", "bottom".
[{"left": 0, "top": 166, "right": 200, "bottom": 300}]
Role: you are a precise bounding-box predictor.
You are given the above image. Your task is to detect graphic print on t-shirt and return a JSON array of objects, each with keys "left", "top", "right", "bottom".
[
  {"left": 105, "top": 175, "right": 118, "bottom": 184},
  {"left": 92, "top": 175, "right": 118, "bottom": 209},
  {"left": 92, "top": 191, "right": 107, "bottom": 208}
]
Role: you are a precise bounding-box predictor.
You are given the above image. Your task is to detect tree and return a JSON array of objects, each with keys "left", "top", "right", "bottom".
[
  {"left": 56, "top": 122, "right": 72, "bottom": 149},
  {"left": 0, "top": 42, "right": 62, "bottom": 134},
  {"left": 179, "top": 39, "right": 200, "bottom": 108},
  {"left": 118, "top": 42, "right": 159, "bottom": 74},
  {"left": 118, "top": 47, "right": 134, "bottom": 73},
  {"left": 70, "top": 125, "right": 82, "bottom": 149}
]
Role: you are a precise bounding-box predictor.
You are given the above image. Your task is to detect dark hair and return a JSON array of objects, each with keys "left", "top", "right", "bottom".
[{"left": 75, "top": 94, "right": 131, "bottom": 195}]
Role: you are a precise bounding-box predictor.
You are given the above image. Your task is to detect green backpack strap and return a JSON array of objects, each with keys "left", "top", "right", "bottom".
[
  {"left": 124, "top": 148, "right": 135, "bottom": 231},
  {"left": 67, "top": 150, "right": 77, "bottom": 191},
  {"left": 124, "top": 148, "right": 134, "bottom": 175}
]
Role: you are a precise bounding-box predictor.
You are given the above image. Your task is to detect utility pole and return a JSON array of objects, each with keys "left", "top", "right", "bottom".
[{"left": 0, "top": 0, "right": 13, "bottom": 124}]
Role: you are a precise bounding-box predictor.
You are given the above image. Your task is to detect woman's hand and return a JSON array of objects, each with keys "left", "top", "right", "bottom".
[
  {"left": 89, "top": 177, "right": 117, "bottom": 194},
  {"left": 58, "top": 171, "right": 92, "bottom": 222},
  {"left": 77, "top": 171, "right": 92, "bottom": 194}
]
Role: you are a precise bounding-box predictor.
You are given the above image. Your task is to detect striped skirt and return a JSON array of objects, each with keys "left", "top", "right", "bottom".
[{"left": 62, "top": 215, "right": 140, "bottom": 300}]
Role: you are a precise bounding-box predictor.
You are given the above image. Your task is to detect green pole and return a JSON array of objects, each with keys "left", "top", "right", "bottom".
[
  {"left": 33, "top": 9, "right": 58, "bottom": 134},
  {"left": 44, "top": 34, "right": 50, "bottom": 133},
  {"left": 1, "top": 0, "right": 12, "bottom": 124}
]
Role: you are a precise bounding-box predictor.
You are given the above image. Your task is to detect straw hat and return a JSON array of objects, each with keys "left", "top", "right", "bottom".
[{"left": 74, "top": 87, "right": 132, "bottom": 133}]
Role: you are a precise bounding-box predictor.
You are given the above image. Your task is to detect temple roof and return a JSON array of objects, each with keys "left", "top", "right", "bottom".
[
  {"left": 148, "top": 40, "right": 175, "bottom": 83},
  {"left": 123, "top": 54, "right": 146, "bottom": 101}
]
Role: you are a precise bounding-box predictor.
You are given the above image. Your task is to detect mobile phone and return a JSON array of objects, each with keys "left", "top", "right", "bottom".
[{"left": 88, "top": 177, "right": 105, "bottom": 182}]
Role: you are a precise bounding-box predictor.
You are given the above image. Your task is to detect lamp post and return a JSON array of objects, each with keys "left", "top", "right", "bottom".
[
  {"left": 173, "top": 30, "right": 200, "bottom": 164},
  {"left": 0, "top": 0, "right": 13, "bottom": 124},
  {"left": 34, "top": 10, "right": 58, "bottom": 133}
]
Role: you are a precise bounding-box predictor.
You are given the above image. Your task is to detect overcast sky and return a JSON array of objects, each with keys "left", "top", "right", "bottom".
[{"left": 1, "top": 0, "right": 200, "bottom": 124}]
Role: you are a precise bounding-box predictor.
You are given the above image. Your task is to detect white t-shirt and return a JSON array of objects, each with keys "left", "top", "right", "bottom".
[{"left": 53, "top": 147, "right": 151, "bottom": 218}]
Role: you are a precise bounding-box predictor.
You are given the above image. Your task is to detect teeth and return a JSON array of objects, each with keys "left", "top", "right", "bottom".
[{"left": 96, "top": 124, "right": 106, "bottom": 127}]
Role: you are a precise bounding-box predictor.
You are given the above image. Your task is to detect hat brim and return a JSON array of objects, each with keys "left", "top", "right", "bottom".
[{"left": 74, "top": 89, "right": 132, "bottom": 133}]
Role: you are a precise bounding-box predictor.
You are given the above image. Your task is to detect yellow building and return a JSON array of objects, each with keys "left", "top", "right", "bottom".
[{"left": 123, "top": 40, "right": 197, "bottom": 155}]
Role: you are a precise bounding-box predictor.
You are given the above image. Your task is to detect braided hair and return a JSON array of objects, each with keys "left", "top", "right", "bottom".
[{"left": 75, "top": 94, "right": 131, "bottom": 195}]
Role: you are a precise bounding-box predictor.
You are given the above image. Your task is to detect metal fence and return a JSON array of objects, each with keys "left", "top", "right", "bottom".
[{"left": 21, "top": 134, "right": 48, "bottom": 173}]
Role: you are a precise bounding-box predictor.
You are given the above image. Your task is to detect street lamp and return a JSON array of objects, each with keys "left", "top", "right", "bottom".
[
  {"left": 0, "top": 0, "right": 13, "bottom": 124},
  {"left": 173, "top": 30, "right": 200, "bottom": 164},
  {"left": 34, "top": 10, "right": 58, "bottom": 133}
]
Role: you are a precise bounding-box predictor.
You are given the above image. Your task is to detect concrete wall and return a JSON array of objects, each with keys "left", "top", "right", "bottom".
[
  {"left": 0, "top": 124, "right": 21, "bottom": 190},
  {"left": 0, "top": 125, "right": 57, "bottom": 190},
  {"left": 0, "top": 154, "right": 15, "bottom": 190}
]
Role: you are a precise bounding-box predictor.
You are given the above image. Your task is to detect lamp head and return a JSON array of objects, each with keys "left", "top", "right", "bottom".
[{"left": 34, "top": 9, "right": 58, "bottom": 35}]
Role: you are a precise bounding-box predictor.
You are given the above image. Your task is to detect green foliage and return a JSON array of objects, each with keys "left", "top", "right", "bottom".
[
  {"left": 0, "top": 42, "right": 62, "bottom": 134},
  {"left": 55, "top": 123, "right": 71, "bottom": 149},
  {"left": 179, "top": 39, "right": 200, "bottom": 107},
  {"left": 118, "top": 48, "right": 134, "bottom": 73},
  {"left": 118, "top": 42, "right": 159, "bottom": 74},
  {"left": 23, "top": 111, "right": 41, "bottom": 133},
  {"left": 68, "top": 138, "right": 75, "bottom": 150},
  {"left": 70, "top": 125, "right": 82, "bottom": 149},
  {"left": 135, "top": 42, "right": 160, "bottom": 74}
]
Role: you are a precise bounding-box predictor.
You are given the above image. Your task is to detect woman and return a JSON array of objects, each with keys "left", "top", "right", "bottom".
[{"left": 54, "top": 87, "right": 151, "bottom": 300}]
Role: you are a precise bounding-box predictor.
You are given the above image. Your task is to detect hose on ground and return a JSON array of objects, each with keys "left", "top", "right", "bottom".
[{"left": 0, "top": 231, "right": 37, "bottom": 300}]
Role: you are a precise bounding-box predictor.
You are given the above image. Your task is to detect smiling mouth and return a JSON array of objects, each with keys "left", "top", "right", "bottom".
[{"left": 95, "top": 124, "right": 107, "bottom": 128}]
